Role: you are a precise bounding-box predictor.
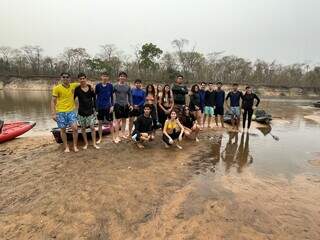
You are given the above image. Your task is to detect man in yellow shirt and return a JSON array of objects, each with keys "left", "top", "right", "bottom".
[{"left": 51, "top": 72, "right": 79, "bottom": 153}]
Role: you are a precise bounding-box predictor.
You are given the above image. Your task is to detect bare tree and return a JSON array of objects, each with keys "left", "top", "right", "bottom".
[{"left": 21, "top": 45, "right": 43, "bottom": 74}]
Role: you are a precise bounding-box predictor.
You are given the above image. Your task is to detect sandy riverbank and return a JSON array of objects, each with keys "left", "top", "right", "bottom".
[{"left": 1, "top": 122, "right": 320, "bottom": 239}]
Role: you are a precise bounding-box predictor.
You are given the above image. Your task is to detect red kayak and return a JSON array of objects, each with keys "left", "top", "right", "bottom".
[{"left": 0, "top": 121, "right": 36, "bottom": 143}]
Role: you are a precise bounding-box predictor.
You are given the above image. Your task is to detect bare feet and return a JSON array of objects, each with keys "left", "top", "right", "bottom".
[
  {"left": 64, "top": 148, "right": 70, "bottom": 153},
  {"left": 82, "top": 144, "right": 88, "bottom": 150},
  {"left": 74, "top": 147, "right": 79, "bottom": 152},
  {"left": 93, "top": 145, "right": 100, "bottom": 149},
  {"left": 113, "top": 137, "right": 121, "bottom": 144},
  {"left": 195, "top": 137, "right": 200, "bottom": 142},
  {"left": 164, "top": 143, "right": 170, "bottom": 148},
  {"left": 176, "top": 144, "right": 183, "bottom": 150},
  {"left": 137, "top": 143, "right": 145, "bottom": 149},
  {"left": 96, "top": 138, "right": 102, "bottom": 144},
  {"left": 121, "top": 134, "right": 129, "bottom": 139}
]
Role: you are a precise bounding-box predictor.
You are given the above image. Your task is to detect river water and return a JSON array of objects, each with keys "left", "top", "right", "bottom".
[{"left": 1, "top": 90, "right": 320, "bottom": 179}]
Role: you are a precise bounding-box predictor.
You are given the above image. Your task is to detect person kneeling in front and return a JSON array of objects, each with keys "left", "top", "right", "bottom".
[
  {"left": 131, "top": 104, "right": 154, "bottom": 149},
  {"left": 162, "top": 110, "right": 184, "bottom": 149}
]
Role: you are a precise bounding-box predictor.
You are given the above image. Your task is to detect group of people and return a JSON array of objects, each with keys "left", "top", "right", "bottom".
[{"left": 51, "top": 71, "right": 260, "bottom": 152}]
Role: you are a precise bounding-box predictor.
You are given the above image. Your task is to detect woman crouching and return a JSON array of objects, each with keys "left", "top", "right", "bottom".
[
  {"left": 180, "top": 106, "right": 200, "bottom": 142},
  {"left": 162, "top": 110, "right": 184, "bottom": 149}
]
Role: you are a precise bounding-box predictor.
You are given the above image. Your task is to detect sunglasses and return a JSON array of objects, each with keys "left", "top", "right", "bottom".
[{"left": 62, "top": 76, "right": 70, "bottom": 79}]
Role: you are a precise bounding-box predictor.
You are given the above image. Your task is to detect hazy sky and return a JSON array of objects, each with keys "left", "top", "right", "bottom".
[{"left": 1, "top": 0, "right": 320, "bottom": 64}]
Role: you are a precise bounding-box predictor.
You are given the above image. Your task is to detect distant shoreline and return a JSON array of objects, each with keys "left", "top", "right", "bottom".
[{"left": 0, "top": 76, "right": 319, "bottom": 97}]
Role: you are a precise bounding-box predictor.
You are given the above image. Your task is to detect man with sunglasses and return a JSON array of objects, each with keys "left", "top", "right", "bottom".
[{"left": 51, "top": 72, "right": 79, "bottom": 153}]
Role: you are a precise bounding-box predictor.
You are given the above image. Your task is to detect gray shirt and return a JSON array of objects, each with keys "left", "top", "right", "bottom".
[{"left": 113, "top": 83, "right": 132, "bottom": 106}]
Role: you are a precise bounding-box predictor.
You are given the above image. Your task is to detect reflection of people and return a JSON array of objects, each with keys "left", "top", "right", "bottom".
[
  {"left": 235, "top": 132, "right": 253, "bottom": 172},
  {"left": 131, "top": 104, "right": 154, "bottom": 149},
  {"left": 211, "top": 133, "right": 223, "bottom": 165},
  {"left": 51, "top": 72, "right": 79, "bottom": 153},
  {"left": 221, "top": 132, "right": 239, "bottom": 172}
]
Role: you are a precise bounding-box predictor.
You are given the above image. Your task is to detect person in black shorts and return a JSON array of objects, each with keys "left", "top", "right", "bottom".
[
  {"left": 242, "top": 86, "right": 260, "bottom": 132},
  {"left": 214, "top": 82, "right": 225, "bottom": 128},
  {"left": 113, "top": 71, "right": 133, "bottom": 142},
  {"left": 95, "top": 72, "right": 115, "bottom": 143},
  {"left": 131, "top": 104, "right": 154, "bottom": 148},
  {"left": 180, "top": 106, "right": 200, "bottom": 142}
]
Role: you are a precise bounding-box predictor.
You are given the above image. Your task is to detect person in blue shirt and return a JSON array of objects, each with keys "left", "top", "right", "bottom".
[
  {"left": 214, "top": 82, "right": 225, "bottom": 128},
  {"left": 95, "top": 72, "right": 114, "bottom": 143},
  {"left": 226, "top": 83, "right": 243, "bottom": 130},
  {"left": 129, "top": 79, "right": 146, "bottom": 134},
  {"left": 199, "top": 82, "right": 206, "bottom": 129}
]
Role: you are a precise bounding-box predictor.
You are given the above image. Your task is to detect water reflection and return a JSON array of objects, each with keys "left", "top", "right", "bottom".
[
  {"left": 236, "top": 133, "right": 253, "bottom": 172},
  {"left": 221, "top": 132, "right": 253, "bottom": 173}
]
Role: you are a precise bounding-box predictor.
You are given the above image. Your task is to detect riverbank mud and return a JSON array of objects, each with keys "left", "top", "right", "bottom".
[{"left": 1, "top": 124, "right": 319, "bottom": 239}]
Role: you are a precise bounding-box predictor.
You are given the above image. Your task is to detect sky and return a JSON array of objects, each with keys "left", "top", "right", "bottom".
[{"left": 1, "top": 0, "right": 320, "bottom": 64}]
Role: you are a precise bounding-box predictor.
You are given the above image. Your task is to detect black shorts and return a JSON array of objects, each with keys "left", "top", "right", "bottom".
[
  {"left": 129, "top": 107, "right": 143, "bottom": 118},
  {"left": 114, "top": 103, "right": 129, "bottom": 119},
  {"left": 215, "top": 106, "right": 224, "bottom": 116},
  {"left": 97, "top": 108, "right": 113, "bottom": 122}
]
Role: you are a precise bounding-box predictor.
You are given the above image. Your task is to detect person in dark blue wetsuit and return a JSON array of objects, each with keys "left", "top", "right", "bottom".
[
  {"left": 199, "top": 82, "right": 206, "bottom": 129},
  {"left": 214, "top": 82, "right": 225, "bottom": 128},
  {"left": 242, "top": 86, "right": 260, "bottom": 132},
  {"left": 129, "top": 79, "right": 145, "bottom": 134},
  {"left": 226, "top": 83, "right": 243, "bottom": 130}
]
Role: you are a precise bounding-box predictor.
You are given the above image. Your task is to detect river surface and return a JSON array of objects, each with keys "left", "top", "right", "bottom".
[{"left": 1, "top": 90, "right": 319, "bottom": 179}]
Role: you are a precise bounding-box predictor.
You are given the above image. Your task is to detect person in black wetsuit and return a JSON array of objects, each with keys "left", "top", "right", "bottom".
[
  {"left": 214, "top": 82, "right": 225, "bottom": 128},
  {"left": 172, "top": 74, "right": 188, "bottom": 116},
  {"left": 242, "top": 86, "right": 260, "bottom": 132},
  {"left": 131, "top": 104, "right": 154, "bottom": 148}
]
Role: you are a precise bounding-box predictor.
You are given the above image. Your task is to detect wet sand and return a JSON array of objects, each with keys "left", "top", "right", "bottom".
[{"left": 1, "top": 124, "right": 320, "bottom": 240}]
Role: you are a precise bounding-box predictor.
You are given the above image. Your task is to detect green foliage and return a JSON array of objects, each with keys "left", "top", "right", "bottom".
[{"left": 139, "top": 43, "right": 163, "bottom": 71}]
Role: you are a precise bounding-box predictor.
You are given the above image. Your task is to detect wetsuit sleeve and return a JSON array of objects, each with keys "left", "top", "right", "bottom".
[
  {"left": 110, "top": 85, "right": 114, "bottom": 106},
  {"left": 91, "top": 87, "right": 96, "bottom": 109},
  {"left": 128, "top": 87, "right": 133, "bottom": 105},
  {"left": 184, "top": 86, "right": 188, "bottom": 95},
  {"left": 226, "top": 92, "right": 230, "bottom": 101},
  {"left": 254, "top": 94, "right": 260, "bottom": 107},
  {"left": 134, "top": 117, "right": 141, "bottom": 132},
  {"left": 189, "top": 95, "right": 195, "bottom": 108},
  {"left": 73, "top": 87, "right": 78, "bottom": 99},
  {"left": 95, "top": 84, "right": 99, "bottom": 95},
  {"left": 137, "top": 90, "right": 146, "bottom": 107}
]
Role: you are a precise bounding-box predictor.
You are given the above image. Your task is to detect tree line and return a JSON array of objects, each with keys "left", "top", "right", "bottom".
[{"left": 0, "top": 39, "right": 319, "bottom": 88}]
